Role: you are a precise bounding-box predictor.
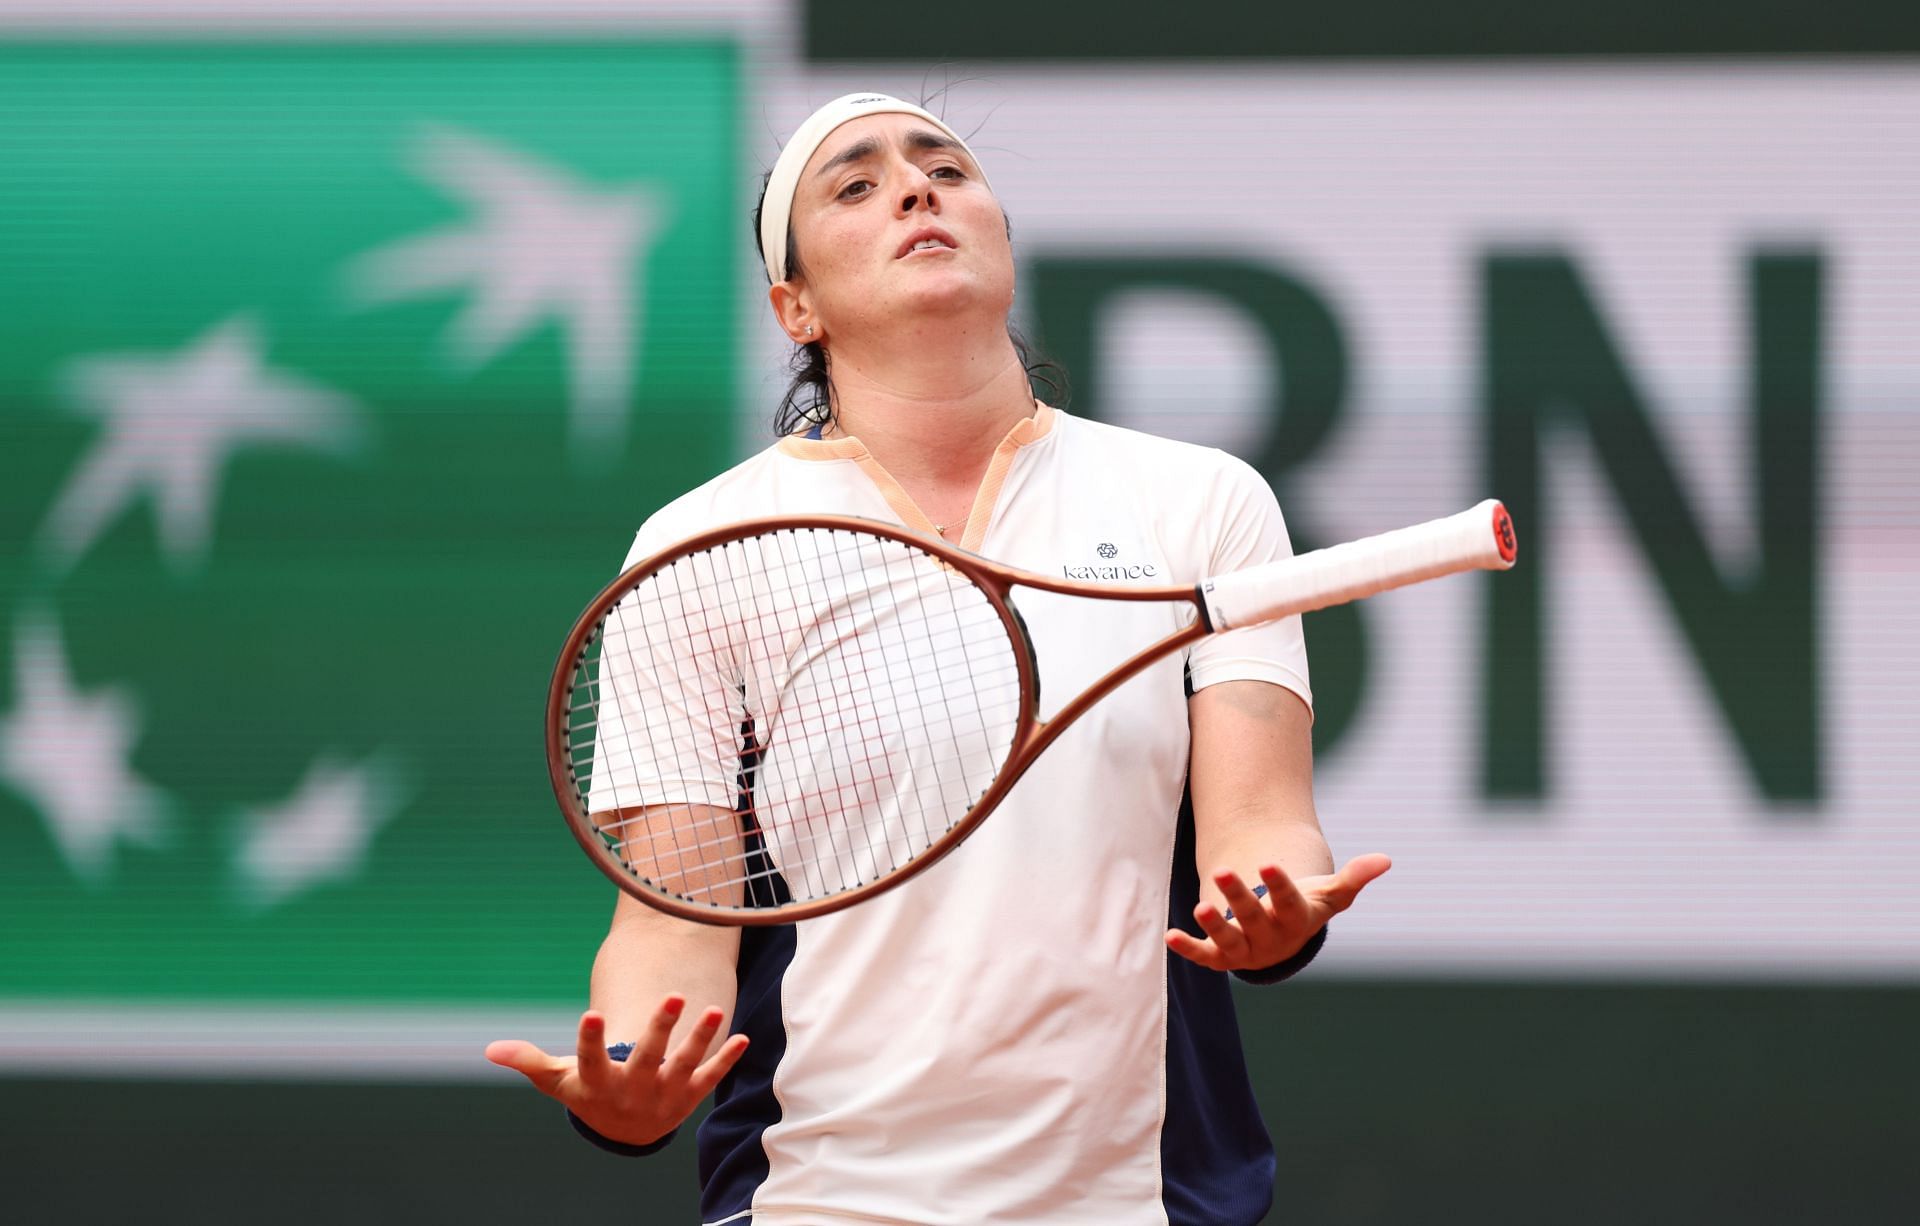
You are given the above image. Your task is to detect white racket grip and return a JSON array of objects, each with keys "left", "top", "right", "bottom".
[{"left": 1199, "top": 499, "right": 1517, "bottom": 632}]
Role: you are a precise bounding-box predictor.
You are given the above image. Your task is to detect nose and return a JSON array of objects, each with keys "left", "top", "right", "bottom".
[{"left": 894, "top": 163, "right": 937, "bottom": 216}]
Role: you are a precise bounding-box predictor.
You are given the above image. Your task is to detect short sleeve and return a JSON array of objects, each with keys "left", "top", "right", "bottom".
[
  {"left": 1183, "top": 456, "right": 1313, "bottom": 713},
  {"left": 581, "top": 518, "right": 744, "bottom": 816}
]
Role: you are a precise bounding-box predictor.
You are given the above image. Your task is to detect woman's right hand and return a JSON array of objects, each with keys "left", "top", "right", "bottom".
[{"left": 485, "top": 995, "right": 750, "bottom": 1147}]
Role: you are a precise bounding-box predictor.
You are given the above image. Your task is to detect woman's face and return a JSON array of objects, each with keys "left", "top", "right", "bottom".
[{"left": 780, "top": 112, "right": 1015, "bottom": 342}]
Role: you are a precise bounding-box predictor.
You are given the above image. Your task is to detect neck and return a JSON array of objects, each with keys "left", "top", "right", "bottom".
[{"left": 820, "top": 328, "right": 1035, "bottom": 486}]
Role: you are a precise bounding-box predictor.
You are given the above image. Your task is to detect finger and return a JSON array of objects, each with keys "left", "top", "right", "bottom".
[
  {"left": 1165, "top": 928, "right": 1226, "bottom": 970},
  {"left": 661, "top": 1006, "right": 726, "bottom": 1086},
  {"left": 1320, "top": 853, "right": 1394, "bottom": 913},
  {"left": 685, "top": 1034, "right": 752, "bottom": 1101},
  {"left": 575, "top": 1011, "right": 614, "bottom": 1085},
  {"left": 635, "top": 994, "right": 687, "bottom": 1068},
  {"left": 484, "top": 1038, "right": 546, "bottom": 1072},
  {"left": 1193, "top": 902, "right": 1249, "bottom": 960},
  {"left": 1213, "top": 869, "right": 1268, "bottom": 927},
  {"left": 1346, "top": 852, "right": 1393, "bottom": 882},
  {"left": 1256, "top": 864, "right": 1313, "bottom": 922},
  {"left": 484, "top": 1040, "right": 573, "bottom": 1097}
]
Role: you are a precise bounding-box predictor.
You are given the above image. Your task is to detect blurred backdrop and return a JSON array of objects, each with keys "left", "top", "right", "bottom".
[{"left": 1, "top": 2, "right": 1915, "bottom": 1222}]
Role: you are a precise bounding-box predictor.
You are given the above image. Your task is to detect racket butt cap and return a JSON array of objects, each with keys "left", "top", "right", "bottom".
[{"left": 1489, "top": 499, "right": 1518, "bottom": 567}]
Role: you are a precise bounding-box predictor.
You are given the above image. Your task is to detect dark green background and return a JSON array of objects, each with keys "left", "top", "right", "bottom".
[
  {"left": 8, "top": 982, "right": 1913, "bottom": 1224},
  {"left": 808, "top": 0, "right": 1920, "bottom": 59}
]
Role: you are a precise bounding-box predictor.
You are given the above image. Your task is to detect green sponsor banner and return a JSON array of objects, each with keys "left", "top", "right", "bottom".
[{"left": 0, "top": 42, "right": 739, "bottom": 1002}]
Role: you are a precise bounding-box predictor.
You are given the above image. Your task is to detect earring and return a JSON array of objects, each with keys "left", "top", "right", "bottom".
[{"left": 804, "top": 325, "right": 814, "bottom": 336}]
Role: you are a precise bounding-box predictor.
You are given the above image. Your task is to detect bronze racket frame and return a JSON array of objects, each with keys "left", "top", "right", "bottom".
[{"left": 546, "top": 514, "right": 1216, "bottom": 925}]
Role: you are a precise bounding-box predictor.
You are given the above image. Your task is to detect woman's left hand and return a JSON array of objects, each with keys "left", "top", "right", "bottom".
[{"left": 1164, "top": 853, "right": 1391, "bottom": 973}]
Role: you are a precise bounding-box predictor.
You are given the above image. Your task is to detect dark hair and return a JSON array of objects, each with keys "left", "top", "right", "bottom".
[{"left": 751, "top": 169, "right": 1068, "bottom": 438}]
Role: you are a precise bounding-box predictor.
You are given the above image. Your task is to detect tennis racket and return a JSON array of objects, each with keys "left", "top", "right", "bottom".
[{"left": 549, "top": 499, "right": 1517, "bottom": 925}]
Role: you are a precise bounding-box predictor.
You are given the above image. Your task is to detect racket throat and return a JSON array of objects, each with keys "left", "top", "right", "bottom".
[{"left": 1193, "top": 583, "right": 1219, "bottom": 634}]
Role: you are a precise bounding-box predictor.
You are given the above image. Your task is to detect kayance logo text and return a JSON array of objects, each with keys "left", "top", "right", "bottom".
[{"left": 1063, "top": 543, "right": 1157, "bottom": 581}]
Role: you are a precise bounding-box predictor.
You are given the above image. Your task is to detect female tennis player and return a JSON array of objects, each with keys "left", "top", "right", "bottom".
[{"left": 486, "top": 92, "right": 1392, "bottom": 1225}]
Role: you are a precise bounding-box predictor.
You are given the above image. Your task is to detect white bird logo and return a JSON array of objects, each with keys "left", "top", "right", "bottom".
[
  {"left": 0, "top": 611, "right": 171, "bottom": 883},
  {"left": 233, "top": 752, "right": 409, "bottom": 910},
  {"left": 39, "top": 316, "right": 362, "bottom": 574},
  {"left": 344, "top": 124, "right": 670, "bottom": 465}
]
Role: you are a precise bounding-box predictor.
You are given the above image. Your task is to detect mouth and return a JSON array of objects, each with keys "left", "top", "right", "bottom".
[{"left": 896, "top": 226, "right": 958, "bottom": 259}]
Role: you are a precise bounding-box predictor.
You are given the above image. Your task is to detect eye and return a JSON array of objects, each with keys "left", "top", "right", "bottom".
[
  {"left": 930, "top": 165, "right": 965, "bottom": 181},
  {"left": 838, "top": 179, "right": 873, "bottom": 200}
]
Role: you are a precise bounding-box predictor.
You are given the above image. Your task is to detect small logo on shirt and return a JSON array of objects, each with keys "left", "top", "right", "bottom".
[
  {"left": 1063, "top": 542, "right": 1158, "bottom": 581},
  {"left": 1063, "top": 561, "right": 1159, "bottom": 580}
]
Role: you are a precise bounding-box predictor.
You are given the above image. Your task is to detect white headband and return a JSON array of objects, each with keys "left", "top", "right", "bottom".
[{"left": 758, "top": 92, "right": 989, "bottom": 284}]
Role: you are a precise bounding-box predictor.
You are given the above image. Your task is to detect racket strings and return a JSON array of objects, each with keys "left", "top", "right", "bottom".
[
  {"left": 569, "top": 649, "right": 1023, "bottom": 888},
  {"left": 564, "top": 528, "right": 1021, "bottom": 911}
]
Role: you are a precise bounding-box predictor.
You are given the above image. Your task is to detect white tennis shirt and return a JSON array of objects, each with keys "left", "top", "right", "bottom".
[{"left": 611, "top": 404, "right": 1311, "bottom": 1226}]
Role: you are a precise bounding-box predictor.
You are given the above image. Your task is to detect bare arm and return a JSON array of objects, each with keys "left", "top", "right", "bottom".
[
  {"left": 487, "top": 804, "right": 749, "bottom": 1146},
  {"left": 591, "top": 891, "right": 741, "bottom": 1055},
  {"left": 1167, "top": 678, "right": 1390, "bottom": 973},
  {"left": 590, "top": 798, "right": 747, "bottom": 1050}
]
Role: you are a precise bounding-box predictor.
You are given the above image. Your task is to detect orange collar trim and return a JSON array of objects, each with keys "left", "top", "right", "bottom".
[
  {"left": 775, "top": 403, "right": 1058, "bottom": 551},
  {"left": 774, "top": 401, "right": 1055, "bottom": 462}
]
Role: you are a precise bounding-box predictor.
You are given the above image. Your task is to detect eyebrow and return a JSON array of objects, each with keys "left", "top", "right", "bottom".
[{"left": 811, "top": 128, "right": 966, "bottom": 181}]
